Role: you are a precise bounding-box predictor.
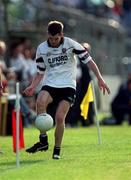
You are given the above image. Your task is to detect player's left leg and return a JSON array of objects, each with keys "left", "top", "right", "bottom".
[{"left": 52, "top": 100, "right": 70, "bottom": 159}]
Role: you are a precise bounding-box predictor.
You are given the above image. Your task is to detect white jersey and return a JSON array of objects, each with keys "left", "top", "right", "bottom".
[{"left": 35, "top": 37, "right": 92, "bottom": 89}]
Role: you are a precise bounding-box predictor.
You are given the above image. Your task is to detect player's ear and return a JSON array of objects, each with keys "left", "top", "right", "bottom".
[{"left": 60, "top": 32, "right": 64, "bottom": 37}]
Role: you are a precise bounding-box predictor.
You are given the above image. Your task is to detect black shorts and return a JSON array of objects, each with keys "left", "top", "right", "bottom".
[{"left": 41, "top": 85, "right": 76, "bottom": 106}]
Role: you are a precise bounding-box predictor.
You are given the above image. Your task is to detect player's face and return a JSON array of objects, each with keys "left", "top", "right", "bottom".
[{"left": 48, "top": 33, "right": 63, "bottom": 47}]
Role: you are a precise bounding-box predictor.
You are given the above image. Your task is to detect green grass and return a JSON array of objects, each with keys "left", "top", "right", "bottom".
[{"left": 0, "top": 126, "right": 131, "bottom": 180}]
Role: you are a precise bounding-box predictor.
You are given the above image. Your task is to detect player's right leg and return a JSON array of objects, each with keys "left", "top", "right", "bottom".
[
  {"left": 26, "top": 90, "right": 53, "bottom": 153},
  {"left": 52, "top": 100, "right": 70, "bottom": 159}
]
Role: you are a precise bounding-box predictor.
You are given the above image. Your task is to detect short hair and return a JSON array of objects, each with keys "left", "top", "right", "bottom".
[{"left": 47, "top": 21, "right": 64, "bottom": 36}]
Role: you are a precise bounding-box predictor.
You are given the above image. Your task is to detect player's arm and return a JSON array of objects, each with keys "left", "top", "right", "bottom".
[
  {"left": 30, "top": 46, "right": 46, "bottom": 89},
  {"left": 30, "top": 72, "right": 44, "bottom": 89},
  {"left": 70, "top": 38, "right": 110, "bottom": 94},
  {"left": 24, "top": 46, "right": 46, "bottom": 96},
  {"left": 24, "top": 72, "right": 44, "bottom": 96},
  {"left": 87, "top": 59, "right": 110, "bottom": 94}
]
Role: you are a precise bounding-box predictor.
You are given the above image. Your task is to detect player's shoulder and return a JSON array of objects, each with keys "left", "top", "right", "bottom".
[
  {"left": 37, "top": 41, "right": 48, "bottom": 54},
  {"left": 64, "top": 37, "right": 76, "bottom": 47},
  {"left": 64, "top": 37, "right": 74, "bottom": 43}
]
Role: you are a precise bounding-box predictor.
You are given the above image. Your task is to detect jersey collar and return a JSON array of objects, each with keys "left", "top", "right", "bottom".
[{"left": 47, "top": 37, "right": 64, "bottom": 48}]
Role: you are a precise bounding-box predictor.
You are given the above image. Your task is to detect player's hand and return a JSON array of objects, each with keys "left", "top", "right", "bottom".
[
  {"left": 98, "top": 78, "right": 110, "bottom": 95},
  {"left": 23, "top": 86, "right": 35, "bottom": 96}
]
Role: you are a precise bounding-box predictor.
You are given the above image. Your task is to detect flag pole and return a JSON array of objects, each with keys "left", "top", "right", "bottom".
[
  {"left": 16, "top": 82, "right": 20, "bottom": 167},
  {"left": 91, "top": 80, "right": 102, "bottom": 145}
]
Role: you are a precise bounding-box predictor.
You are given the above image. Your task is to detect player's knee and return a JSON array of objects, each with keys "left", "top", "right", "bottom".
[
  {"left": 36, "top": 98, "right": 46, "bottom": 108},
  {"left": 55, "top": 113, "right": 65, "bottom": 125}
]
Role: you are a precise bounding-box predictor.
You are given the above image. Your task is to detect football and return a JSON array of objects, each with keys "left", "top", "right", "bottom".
[{"left": 35, "top": 113, "right": 54, "bottom": 132}]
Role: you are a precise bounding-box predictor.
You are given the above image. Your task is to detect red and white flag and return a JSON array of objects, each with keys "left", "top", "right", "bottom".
[{"left": 12, "top": 110, "right": 25, "bottom": 153}]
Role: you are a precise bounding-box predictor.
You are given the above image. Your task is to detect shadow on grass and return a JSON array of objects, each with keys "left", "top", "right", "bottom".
[{"left": 0, "top": 159, "right": 44, "bottom": 171}]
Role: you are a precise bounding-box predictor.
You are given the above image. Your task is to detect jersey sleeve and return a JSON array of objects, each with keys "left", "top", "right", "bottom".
[
  {"left": 70, "top": 39, "right": 92, "bottom": 64},
  {"left": 35, "top": 46, "right": 46, "bottom": 74}
]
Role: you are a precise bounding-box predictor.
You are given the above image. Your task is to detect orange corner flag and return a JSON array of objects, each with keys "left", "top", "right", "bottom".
[{"left": 80, "top": 82, "right": 94, "bottom": 120}]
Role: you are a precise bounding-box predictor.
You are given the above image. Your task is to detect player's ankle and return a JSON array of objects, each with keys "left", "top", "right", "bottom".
[
  {"left": 52, "top": 146, "right": 61, "bottom": 159},
  {"left": 39, "top": 134, "right": 48, "bottom": 144}
]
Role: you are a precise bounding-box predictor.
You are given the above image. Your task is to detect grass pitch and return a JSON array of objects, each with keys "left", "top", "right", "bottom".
[{"left": 0, "top": 125, "right": 131, "bottom": 180}]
